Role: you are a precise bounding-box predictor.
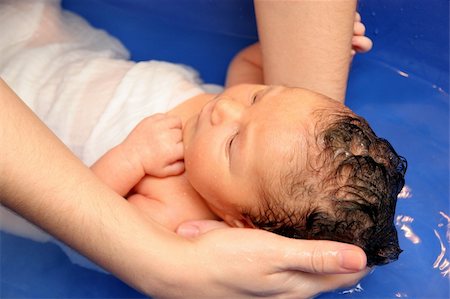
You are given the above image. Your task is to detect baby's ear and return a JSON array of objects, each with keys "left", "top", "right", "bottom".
[
  {"left": 226, "top": 215, "right": 256, "bottom": 229},
  {"left": 241, "top": 215, "right": 256, "bottom": 229}
]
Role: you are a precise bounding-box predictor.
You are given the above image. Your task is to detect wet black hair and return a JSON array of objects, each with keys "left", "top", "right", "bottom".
[{"left": 247, "top": 111, "right": 407, "bottom": 267}]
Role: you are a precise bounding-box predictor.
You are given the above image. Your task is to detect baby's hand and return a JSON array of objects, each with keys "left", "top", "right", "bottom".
[
  {"left": 121, "top": 114, "right": 184, "bottom": 178},
  {"left": 352, "top": 12, "right": 373, "bottom": 56}
]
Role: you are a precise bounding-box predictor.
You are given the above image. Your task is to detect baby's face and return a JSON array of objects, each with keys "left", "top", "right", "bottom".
[{"left": 183, "top": 84, "right": 343, "bottom": 226}]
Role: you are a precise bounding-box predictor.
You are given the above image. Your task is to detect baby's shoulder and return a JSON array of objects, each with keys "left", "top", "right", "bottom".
[{"left": 130, "top": 175, "right": 218, "bottom": 231}]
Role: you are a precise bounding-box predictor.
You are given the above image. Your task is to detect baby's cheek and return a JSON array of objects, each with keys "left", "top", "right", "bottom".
[
  {"left": 190, "top": 171, "right": 222, "bottom": 204},
  {"left": 183, "top": 155, "right": 206, "bottom": 187}
]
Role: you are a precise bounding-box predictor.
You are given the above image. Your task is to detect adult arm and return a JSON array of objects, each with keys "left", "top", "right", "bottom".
[
  {"left": 0, "top": 78, "right": 367, "bottom": 298},
  {"left": 254, "top": 0, "right": 356, "bottom": 102}
]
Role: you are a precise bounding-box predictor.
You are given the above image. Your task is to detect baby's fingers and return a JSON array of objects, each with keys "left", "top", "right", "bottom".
[
  {"left": 351, "top": 12, "right": 373, "bottom": 56},
  {"left": 170, "top": 140, "right": 184, "bottom": 163},
  {"left": 352, "top": 36, "right": 373, "bottom": 53},
  {"left": 153, "top": 140, "right": 184, "bottom": 177},
  {"left": 161, "top": 159, "right": 185, "bottom": 177},
  {"left": 353, "top": 21, "right": 366, "bottom": 36},
  {"left": 161, "top": 114, "right": 182, "bottom": 130}
]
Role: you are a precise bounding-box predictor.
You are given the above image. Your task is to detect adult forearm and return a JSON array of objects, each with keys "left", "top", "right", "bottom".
[{"left": 254, "top": 0, "right": 356, "bottom": 102}]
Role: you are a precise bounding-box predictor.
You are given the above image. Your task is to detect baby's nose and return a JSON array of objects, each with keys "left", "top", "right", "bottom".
[{"left": 211, "top": 98, "right": 244, "bottom": 125}]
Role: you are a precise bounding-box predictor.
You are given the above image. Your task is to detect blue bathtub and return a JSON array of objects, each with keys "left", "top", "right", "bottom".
[{"left": 1, "top": 0, "right": 448, "bottom": 297}]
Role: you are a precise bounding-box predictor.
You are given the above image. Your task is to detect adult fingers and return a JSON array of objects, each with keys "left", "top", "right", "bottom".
[
  {"left": 316, "top": 268, "right": 371, "bottom": 293},
  {"left": 286, "top": 268, "right": 370, "bottom": 297},
  {"left": 186, "top": 226, "right": 367, "bottom": 274},
  {"left": 274, "top": 239, "right": 367, "bottom": 274}
]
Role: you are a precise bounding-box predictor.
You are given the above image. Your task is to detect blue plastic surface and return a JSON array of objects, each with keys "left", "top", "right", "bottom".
[{"left": 1, "top": 0, "right": 449, "bottom": 298}]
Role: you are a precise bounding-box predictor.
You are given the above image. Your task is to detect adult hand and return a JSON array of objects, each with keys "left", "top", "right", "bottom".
[{"left": 169, "top": 220, "right": 369, "bottom": 299}]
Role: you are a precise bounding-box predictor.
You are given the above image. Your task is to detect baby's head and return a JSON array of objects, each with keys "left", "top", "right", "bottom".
[{"left": 183, "top": 84, "right": 406, "bottom": 266}]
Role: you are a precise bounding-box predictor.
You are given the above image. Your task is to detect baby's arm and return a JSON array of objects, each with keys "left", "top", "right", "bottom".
[
  {"left": 225, "top": 43, "right": 263, "bottom": 87},
  {"left": 90, "top": 114, "right": 184, "bottom": 196}
]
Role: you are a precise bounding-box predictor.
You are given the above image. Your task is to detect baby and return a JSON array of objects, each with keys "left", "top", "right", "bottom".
[{"left": 92, "top": 84, "right": 407, "bottom": 268}]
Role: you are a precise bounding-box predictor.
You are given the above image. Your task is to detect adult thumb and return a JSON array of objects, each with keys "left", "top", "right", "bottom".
[{"left": 176, "top": 220, "right": 230, "bottom": 238}]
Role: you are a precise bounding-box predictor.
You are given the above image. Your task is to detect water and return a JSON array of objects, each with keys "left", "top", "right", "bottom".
[
  {"left": 1, "top": 55, "right": 448, "bottom": 299},
  {"left": 1, "top": 0, "right": 449, "bottom": 297}
]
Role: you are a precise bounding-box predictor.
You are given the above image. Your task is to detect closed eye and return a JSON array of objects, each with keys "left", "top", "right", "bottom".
[
  {"left": 251, "top": 88, "right": 267, "bottom": 105},
  {"left": 251, "top": 94, "right": 257, "bottom": 104},
  {"left": 227, "top": 131, "right": 239, "bottom": 162}
]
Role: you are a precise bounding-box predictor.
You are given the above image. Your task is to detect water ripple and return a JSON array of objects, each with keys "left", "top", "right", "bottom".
[{"left": 433, "top": 211, "right": 450, "bottom": 278}]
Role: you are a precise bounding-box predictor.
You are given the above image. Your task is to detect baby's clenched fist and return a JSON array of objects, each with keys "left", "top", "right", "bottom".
[{"left": 120, "top": 114, "right": 184, "bottom": 178}]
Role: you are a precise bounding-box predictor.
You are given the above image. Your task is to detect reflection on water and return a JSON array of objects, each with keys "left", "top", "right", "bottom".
[
  {"left": 395, "top": 186, "right": 420, "bottom": 245},
  {"left": 340, "top": 283, "right": 364, "bottom": 295},
  {"left": 433, "top": 211, "right": 450, "bottom": 278},
  {"left": 396, "top": 70, "right": 409, "bottom": 78},
  {"left": 438, "top": 211, "right": 450, "bottom": 243},
  {"left": 398, "top": 185, "right": 412, "bottom": 199},
  {"left": 396, "top": 215, "right": 421, "bottom": 245}
]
